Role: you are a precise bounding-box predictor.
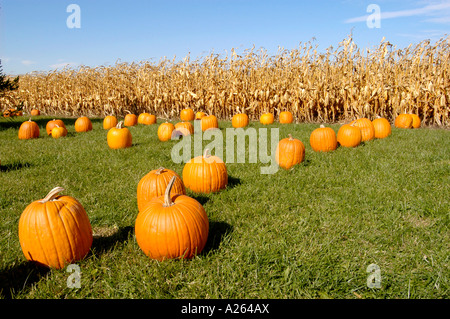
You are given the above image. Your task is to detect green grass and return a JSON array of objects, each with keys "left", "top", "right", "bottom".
[{"left": 0, "top": 116, "right": 448, "bottom": 299}]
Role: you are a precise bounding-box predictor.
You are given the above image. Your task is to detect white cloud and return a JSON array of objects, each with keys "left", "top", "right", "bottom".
[
  {"left": 345, "top": 2, "right": 450, "bottom": 23},
  {"left": 49, "top": 61, "right": 77, "bottom": 69},
  {"left": 21, "top": 60, "right": 36, "bottom": 65}
]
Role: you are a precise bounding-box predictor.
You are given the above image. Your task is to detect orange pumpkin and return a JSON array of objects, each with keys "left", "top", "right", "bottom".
[
  {"left": 103, "top": 115, "right": 118, "bottom": 130},
  {"left": 18, "top": 119, "right": 40, "bottom": 140},
  {"left": 232, "top": 113, "right": 249, "bottom": 128},
  {"left": 75, "top": 116, "right": 93, "bottom": 132},
  {"left": 337, "top": 123, "right": 362, "bottom": 147},
  {"left": 51, "top": 125, "right": 68, "bottom": 139},
  {"left": 201, "top": 115, "right": 219, "bottom": 132},
  {"left": 410, "top": 114, "right": 421, "bottom": 128},
  {"left": 279, "top": 111, "right": 294, "bottom": 124},
  {"left": 372, "top": 117, "right": 391, "bottom": 139},
  {"left": 182, "top": 149, "right": 228, "bottom": 193},
  {"left": 195, "top": 111, "right": 207, "bottom": 120},
  {"left": 276, "top": 134, "right": 305, "bottom": 170},
  {"left": 174, "top": 121, "right": 194, "bottom": 136},
  {"left": 46, "top": 119, "right": 66, "bottom": 135},
  {"left": 260, "top": 113, "right": 274, "bottom": 125},
  {"left": 180, "top": 108, "right": 195, "bottom": 121},
  {"left": 30, "top": 109, "right": 40, "bottom": 116},
  {"left": 135, "top": 176, "right": 209, "bottom": 261},
  {"left": 309, "top": 125, "right": 337, "bottom": 152},
  {"left": 18, "top": 187, "right": 93, "bottom": 269},
  {"left": 107, "top": 121, "right": 132, "bottom": 149},
  {"left": 124, "top": 113, "right": 138, "bottom": 127},
  {"left": 157, "top": 122, "right": 175, "bottom": 141},
  {"left": 350, "top": 118, "right": 375, "bottom": 142},
  {"left": 136, "top": 167, "right": 186, "bottom": 212},
  {"left": 394, "top": 114, "right": 413, "bottom": 129}
]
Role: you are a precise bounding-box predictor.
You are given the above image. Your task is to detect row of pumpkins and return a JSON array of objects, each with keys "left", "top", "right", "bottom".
[{"left": 13, "top": 109, "right": 421, "bottom": 269}]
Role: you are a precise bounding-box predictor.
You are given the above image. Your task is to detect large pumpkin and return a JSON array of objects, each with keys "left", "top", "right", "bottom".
[
  {"left": 46, "top": 119, "right": 66, "bottom": 135},
  {"left": 137, "top": 167, "right": 186, "bottom": 212},
  {"left": 309, "top": 125, "right": 337, "bottom": 152},
  {"left": 183, "top": 149, "right": 228, "bottom": 193},
  {"left": 260, "top": 113, "right": 274, "bottom": 125},
  {"left": 275, "top": 134, "right": 305, "bottom": 170},
  {"left": 103, "top": 115, "right": 118, "bottom": 130},
  {"left": 350, "top": 118, "right": 375, "bottom": 142},
  {"left": 18, "top": 187, "right": 93, "bottom": 269},
  {"left": 337, "top": 123, "right": 362, "bottom": 147},
  {"left": 394, "top": 114, "right": 413, "bottom": 129},
  {"left": 157, "top": 122, "right": 175, "bottom": 141},
  {"left": 107, "top": 121, "right": 132, "bottom": 149},
  {"left": 232, "top": 113, "right": 249, "bottom": 128},
  {"left": 135, "top": 176, "right": 209, "bottom": 261},
  {"left": 201, "top": 115, "right": 219, "bottom": 132},
  {"left": 279, "top": 111, "right": 293, "bottom": 124},
  {"left": 372, "top": 117, "right": 391, "bottom": 139},
  {"left": 180, "top": 108, "right": 195, "bottom": 121},
  {"left": 18, "top": 119, "right": 40, "bottom": 140},
  {"left": 75, "top": 116, "right": 93, "bottom": 132}
]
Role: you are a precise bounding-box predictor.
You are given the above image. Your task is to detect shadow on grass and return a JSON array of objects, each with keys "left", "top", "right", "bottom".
[
  {"left": 0, "top": 161, "right": 32, "bottom": 172},
  {"left": 227, "top": 175, "right": 241, "bottom": 189},
  {"left": 202, "top": 221, "right": 234, "bottom": 256},
  {"left": 0, "top": 262, "right": 50, "bottom": 299},
  {"left": 90, "top": 225, "right": 134, "bottom": 256}
]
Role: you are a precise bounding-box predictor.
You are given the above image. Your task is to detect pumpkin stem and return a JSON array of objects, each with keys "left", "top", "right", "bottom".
[
  {"left": 203, "top": 148, "right": 210, "bottom": 158},
  {"left": 288, "top": 134, "right": 293, "bottom": 140},
  {"left": 40, "top": 187, "right": 65, "bottom": 203},
  {"left": 117, "top": 121, "right": 124, "bottom": 129},
  {"left": 163, "top": 176, "right": 177, "bottom": 207},
  {"left": 155, "top": 167, "right": 165, "bottom": 174},
  {"left": 320, "top": 124, "right": 325, "bottom": 128}
]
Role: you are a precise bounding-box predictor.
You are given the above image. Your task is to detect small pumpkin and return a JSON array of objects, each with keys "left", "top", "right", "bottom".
[
  {"left": 124, "top": 113, "right": 138, "bottom": 127},
  {"left": 276, "top": 134, "right": 305, "bottom": 170},
  {"left": 201, "top": 114, "right": 219, "bottom": 132},
  {"left": 18, "top": 119, "right": 40, "bottom": 140},
  {"left": 182, "top": 149, "right": 228, "bottom": 193},
  {"left": 157, "top": 122, "right": 175, "bottom": 141},
  {"left": 137, "top": 167, "right": 186, "bottom": 212},
  {"left": 410, "top": 113, "right": 421, "bottom": 128},
  {"left": 18, "top": 187, "right": 93, "bottom": 269},
  {"left": 135, "top": 176, "right": 209, "bottom": 261},
  {"left": 46, "top": 119, "right": 66, "bottom": 135},
  {"left": 30, "top": 109, "right": 40, "bottom": 116},
  {"left": 138, "top": 113, "right": 156, "bottom": 125},
  {"left": 107, "top": 121, "right": 132, "bottom": 149},
  {"left": 103, "top": 115, "right": 118, "bottom": 130},
  {"left": 350, "top": 118, "right": 375, "bottom": 142},
  {"left": 309, "top": 125, "right": 337, "bottom": 152},
  {"left": 279, "top": 111, "right": 294, "bottom": 124},
  {"left": 195, "top": 111, "right": 207, "bottom": 120},
  {"left": 75, "top": 116, "right": 93, "bottom": 132},
  {"left": 232, "top": 113, "right": 249, "bottom": 128},
  {"left": 394, "top": 114, "right": 413, "bottom": 129},
  {"left": 337, "top": 123, "right": 362, "bottom": 147},
  {"left": 51, "top": 125, "right": 68, "bottom": 139},
  {"left": 180, "top": 108, "right": 195, "bottom": 121},
  {"left": 260, "top": 113, "right": 274, "bottom": 125},
  {"left": 174, "top": 121, "right": 194, "bottom": 136},
  {"left": 372, "top": 117, "right": 391, "bottom": 139}
]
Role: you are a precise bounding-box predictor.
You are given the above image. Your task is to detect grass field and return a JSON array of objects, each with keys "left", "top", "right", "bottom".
[{"left": 0, "top": 116, "right": 448, "bottom": 299}]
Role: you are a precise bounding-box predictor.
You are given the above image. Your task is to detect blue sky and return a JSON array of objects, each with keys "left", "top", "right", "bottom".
[{"left": 1, "top": 0, "right": 449, "bottom": 75}]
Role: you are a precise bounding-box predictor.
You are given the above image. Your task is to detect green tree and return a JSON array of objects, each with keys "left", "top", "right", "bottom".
[{"left": 0, "top": 59, "right": 20, "bottom": 117}]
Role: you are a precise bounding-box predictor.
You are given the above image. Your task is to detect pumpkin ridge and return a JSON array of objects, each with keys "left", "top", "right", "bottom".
[
  {"left": 56, "top": 201, "right": 77, "bottom": 264},
  {"left": 43, "top": 203, "right": 61, "bottom": 267}
]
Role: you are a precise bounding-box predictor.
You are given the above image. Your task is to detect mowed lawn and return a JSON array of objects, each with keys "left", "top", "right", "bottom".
[{"left": 0, "top": 116, "right": 448, "bottom": 299}]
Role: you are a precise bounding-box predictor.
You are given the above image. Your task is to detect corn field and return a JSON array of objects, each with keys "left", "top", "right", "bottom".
[{"left": 1, "top": 35, "right": 449, "bottom": 126}]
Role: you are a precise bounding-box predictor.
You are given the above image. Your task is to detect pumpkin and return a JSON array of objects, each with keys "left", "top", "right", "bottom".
[
  {"left": 75, "top": 116, "right": 93, "bottom": 132},
  {"left": 157, "top": 122, "right": 175, "bottom": 141},
  {"left": 372, "top": 117, "right": 391, "bottom": 139},
  {"left": 174, "top": 121, "right": 194, "bottom": 136},
  {"left": 51, "top": 125, "right": 68, "bottom": 139},
  {"left": 260, "top": 113, "right": 274, "bottom": 125},
  {"left": 46, "top": 119, "right": 66, "bottom": 135},
  {"left": 232, "top": 113, "right": 249, "bottom": 128},
  {"left": 180, "top": 108, "right": 195, "bottom": 121},
  {"left": 107, "top": 121, "right": 132, "bottom": 149},
  {"left": 103, "top": 115, "right": 118, "bottom": 129},
  {"left": 350, "top": 118, "right": 375, "bottom": 142},
  {"left": 139, "top": 113, "right": 156, "bottom": 125},
  {"left": 18, "top": 187, "right": 93, "bottom": 269},
  {"left": 394, "top": 114, "right": 413, "bottom": 129},
  {"left": 337, "top": 123, "right": 362, "bottom": 147},
  {"left": 30, "top": 109, "right": 40, "bottom": 116},
  {"left": 309, "top": 125, "right": 337, "bottom": 152},
  {"left": 279, "top": 111, "right": 294, "bottom": 124},
  {"left": 201, "top": 114, "right": 219, "bottom": 132},
  {"left": 410, "top": 114, "right": 421, "bottom": 128},
  {"left": 182, "top": 148, "right": 228, "bottom": 193},
  {"left": 124, "top": 113, "right": 138, "bottom": 127},
  {"left": 18, "top": 119, "right": 40, "bottom": 140},
  {"left": 135, "top": 176, "right": 209, "bottom": 261},
  {"left": 137, "top": 167, "right": 186, "bottom": 212},
  {"left": 275, "top": 134, "right": 305, "bottom": 170},
  {"left": 195, "top": 111, "right": 207, "bottom": 120}
]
